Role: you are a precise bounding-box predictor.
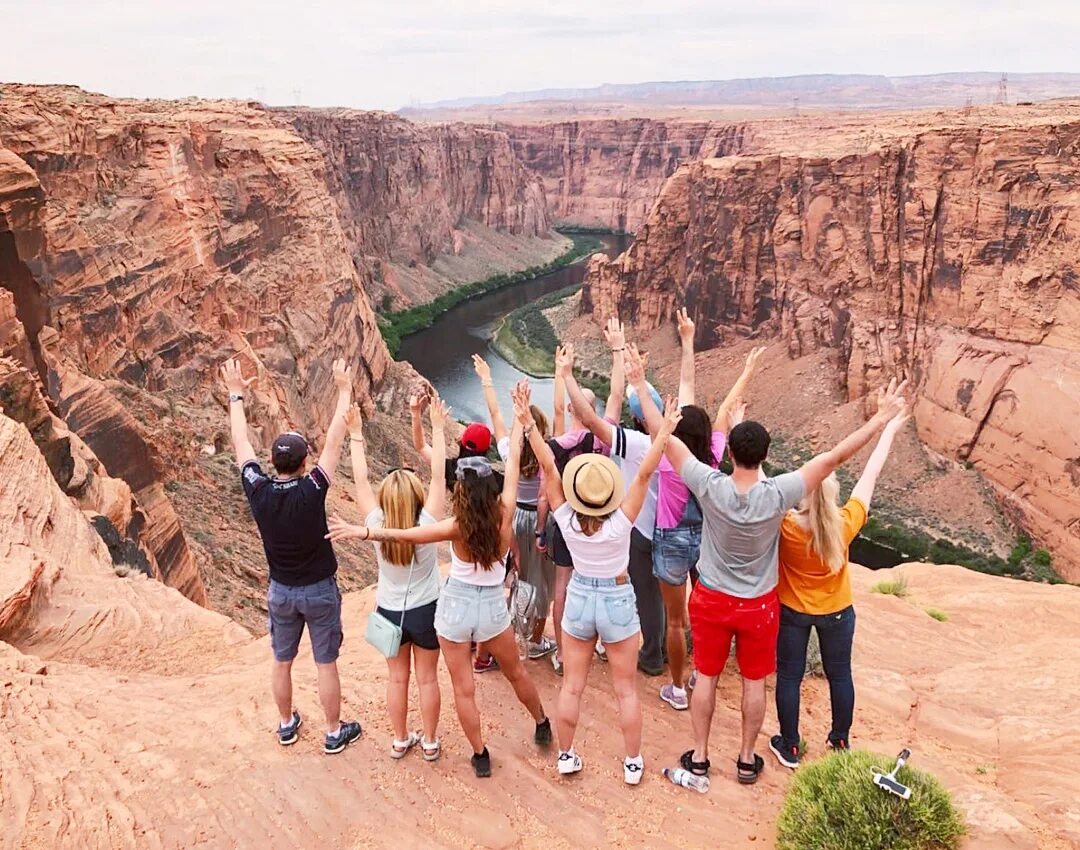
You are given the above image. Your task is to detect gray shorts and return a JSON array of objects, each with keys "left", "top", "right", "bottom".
[
  {"left": 268, "top": 576, "right": 343, "bottom": 664},
  {"left": 562, "top": 572, "right": 641, "bottom": 645},
  {"left": 434, "top": 577, "right": 511, "bottom": 644}
]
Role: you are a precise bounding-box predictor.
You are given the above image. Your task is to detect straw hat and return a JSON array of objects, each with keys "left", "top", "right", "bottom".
[{"left": 561, "top": 454, "right": 625, "bottom": 517}]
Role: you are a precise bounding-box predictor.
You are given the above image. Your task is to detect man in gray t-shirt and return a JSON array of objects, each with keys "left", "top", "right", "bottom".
[{"left": 627, "top": 347, "right": 907, "bottom": 785}]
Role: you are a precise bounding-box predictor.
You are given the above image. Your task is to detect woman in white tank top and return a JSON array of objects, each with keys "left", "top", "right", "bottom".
[
  {"left": 516, "top": 382, "right": 682, "bottom": 786},
  {"left": 332, "top": 380, "right": 551, "bottom": 779}
]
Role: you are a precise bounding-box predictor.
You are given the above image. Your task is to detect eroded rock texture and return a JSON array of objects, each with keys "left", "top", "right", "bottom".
[{"left": 583, "top": 123, "right": 1080, "bottom": 578}]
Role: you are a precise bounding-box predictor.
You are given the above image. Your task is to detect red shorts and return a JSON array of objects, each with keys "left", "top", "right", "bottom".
[{"left": 689, "top": 583, "right": 779, "bottom": 680}]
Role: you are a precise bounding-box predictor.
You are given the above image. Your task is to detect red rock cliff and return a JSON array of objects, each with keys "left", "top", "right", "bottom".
[
  {"left": 583, "top": 115, "right": 1080, "bottom": 579},
  {"left": 502, "top": 119, "right": 752, "bottom": 232}
]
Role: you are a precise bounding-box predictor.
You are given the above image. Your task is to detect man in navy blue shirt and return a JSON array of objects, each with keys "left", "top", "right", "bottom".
[{"left": 222, "top": 356, "right": 362, "bottom": 754}]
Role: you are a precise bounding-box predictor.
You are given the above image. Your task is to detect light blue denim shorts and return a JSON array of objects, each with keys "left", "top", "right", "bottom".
[
  {"left": 652, "top": 524, "right": 703, "bottom": 587},
  {"left": 434, "top": 578, "right": 511, "bottom": 644},
  {"left": 562, "top": 573, "right": 641, "bottom": 645}
]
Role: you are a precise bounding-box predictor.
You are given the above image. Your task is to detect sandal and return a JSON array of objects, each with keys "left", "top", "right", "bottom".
[
  {"left": 737, "top": 753, "right": 765, "bottom": 785},
  {"left": 421, "top": 737, "right": 441, "bottom": 762},
  {"left": 680, "top": 749, "right": 711, "bottom": 777},
  {"left": 390, "top": 731, "right": 421, "bottom": 759}
]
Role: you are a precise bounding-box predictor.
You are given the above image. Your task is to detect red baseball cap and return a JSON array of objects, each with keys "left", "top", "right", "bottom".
[{"left": 459, "top": 423, "right": 492, "bottom": 454}]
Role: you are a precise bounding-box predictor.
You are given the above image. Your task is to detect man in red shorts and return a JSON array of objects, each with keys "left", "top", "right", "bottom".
[{"left": 656, "top": 380, "right": 907, "bottom": 783}]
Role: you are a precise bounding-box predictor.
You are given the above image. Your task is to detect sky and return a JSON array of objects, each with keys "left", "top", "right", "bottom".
[{"left": 2, "top": 0, "right": 1079, "bottom": 110}]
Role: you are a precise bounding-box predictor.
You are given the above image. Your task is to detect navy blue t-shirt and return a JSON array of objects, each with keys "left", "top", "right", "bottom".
[{"left": 241, "top": 460, "right": 337, "bottom": 587}]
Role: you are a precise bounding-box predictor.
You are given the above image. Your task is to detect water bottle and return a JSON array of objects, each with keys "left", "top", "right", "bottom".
[{"left": 663, "top": 767, "right": 710, "bottom": 793}]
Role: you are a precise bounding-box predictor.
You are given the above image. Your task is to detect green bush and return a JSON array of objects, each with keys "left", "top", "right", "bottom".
[
  {"left": 871, "top": 575, "right": 909, "bottom": 597},
  {"left": 776, "top": 750, "right": 965, "bottom": 850},
  {"left": 925, "top": 608, "right": 949, "bottom": 622}
]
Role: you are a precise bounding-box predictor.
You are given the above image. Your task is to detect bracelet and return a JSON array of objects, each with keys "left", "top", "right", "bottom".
[
  {"left": 482, "top": 382, "right": 494, "bottom": 388},
  {"left": 523, "top": 425, "right": 534, "bottom": 438},
  {"left": 363, "top": 527, "right": 372, "bottom": 541},
  {"left": 349, "top": 437, "right": 364, "bottom": 443},
  {"left": 228, "top": 393, "right": 244, "bottom": 402},
  {"left": 611, "top": 347, "right": 625, "bottom": 352}
]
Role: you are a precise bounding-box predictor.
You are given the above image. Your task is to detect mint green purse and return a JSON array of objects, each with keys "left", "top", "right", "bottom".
[{"left": 365, "top": 560, "right": 414, "bottom": 659}]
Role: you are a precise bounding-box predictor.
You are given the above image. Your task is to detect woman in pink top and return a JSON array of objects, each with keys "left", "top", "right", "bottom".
[{"left": 632, "top": 310, "right": 766, "bottom": 712}]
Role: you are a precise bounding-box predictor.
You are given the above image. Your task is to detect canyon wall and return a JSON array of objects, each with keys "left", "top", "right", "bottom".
[
  {"left": 287, "top": 109, "right": 558, "bottom": 308},
  {"left": 503, "top": 119, "right": 752, "bottom": 232},
  {"left": 583, "top": 120, "right": 1080, "bottom": 579}
]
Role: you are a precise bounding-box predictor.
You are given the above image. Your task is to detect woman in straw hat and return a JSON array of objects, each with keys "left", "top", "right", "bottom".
[{"left": 513, "top": 381, "right": 682, "bottom": 786}]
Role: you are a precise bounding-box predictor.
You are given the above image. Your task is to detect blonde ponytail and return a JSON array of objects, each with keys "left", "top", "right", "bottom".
[
  {"left": 377, "top": 470, "right": 426, "bottom": 567},
  {"left": 805, "top": 473, "right": 847, "bottom": 573}
]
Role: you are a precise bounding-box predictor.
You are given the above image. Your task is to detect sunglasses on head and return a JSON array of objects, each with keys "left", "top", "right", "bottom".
[{"left": 387, "top": 466, "right": 417, "bottom": 475}]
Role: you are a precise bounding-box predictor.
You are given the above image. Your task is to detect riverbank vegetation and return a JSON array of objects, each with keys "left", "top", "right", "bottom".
[{"left": 377, "top": 234, "right": 604, "bottom": 356}]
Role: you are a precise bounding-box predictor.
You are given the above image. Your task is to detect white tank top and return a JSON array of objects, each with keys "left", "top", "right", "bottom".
[{"left": 448, "top": 543, "right": 508, "bottom": 587}]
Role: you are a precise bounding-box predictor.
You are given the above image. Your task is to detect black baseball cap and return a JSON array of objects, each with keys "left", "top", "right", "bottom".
[{"left": 272, "top": 431, "right": 310, "bottom": 470}]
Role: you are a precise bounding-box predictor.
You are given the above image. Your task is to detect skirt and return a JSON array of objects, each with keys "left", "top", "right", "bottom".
[{"left": 512, "top": 504, "right": 554, "bottom": 617}]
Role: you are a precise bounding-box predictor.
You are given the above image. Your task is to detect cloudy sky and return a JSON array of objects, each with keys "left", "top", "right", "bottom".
[{"left": 2, "top": 0, "right": 1078, "bottom": 110}]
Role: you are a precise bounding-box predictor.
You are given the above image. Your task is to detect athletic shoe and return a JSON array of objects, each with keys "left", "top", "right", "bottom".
[
  {"left": 827, "top": 736, "right": 851, "bottom": 752},
  {"left": 624, "top": 755, "right": 644, "bottom": 786},
  {"left": 659, "top": 683, "right": 689, "bottom": 711},
  {"left": 687, "top": 670, "right": 698, "bottom": 691},
  {"left": 769, "top": 735, "right": 800, "bottom": 769},
  {"left": 528, "top": 636, "right": 557, "bottom": 660},
  {"left": 473, "top": 654, "right": 499, "bottom": 674},
  {"left": 324, "top": 721, "right": 363, "bottom": 755},
  {"left": 595, "top": 641, "right": 608, "bottom": 662},
  {"left": 551, "top": 654, "right": 564, "bottom": 676},
  {"left": 277, "top": 710, "right": 302, "bottom": 746},
  {"left": 534, "top": 717, "right": 553, "bottom": 747},
  {"left": 557, "top": 750, "right": 584, "bottom": 775},
  {"left": 472, "top": 747, "right": 492, "bottom": 778}
]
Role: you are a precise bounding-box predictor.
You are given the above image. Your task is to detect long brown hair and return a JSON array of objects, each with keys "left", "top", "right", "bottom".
[
  {"left": 450, "top": 467, "right": 504, "bottom": 569},
  {"left": 574, "top": 511, "right": 612, "bottom": 537},
  {"left": 796, "top": 473, "right": 846, "bottom": 573},
  {"left": 377, "top": 469, "right": 426, "bottom": 566},
  {"left": 520, "top": 404, "right": 550, "bottom": 479}
]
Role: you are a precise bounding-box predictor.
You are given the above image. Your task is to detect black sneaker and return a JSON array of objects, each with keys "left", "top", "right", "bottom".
[
  {"left": 472, "top": 747, "right": 492, "bottom": 778},
  {"left": 769, "top": 735, "right": 800, "bottom": 769},
  {"left": 534, "top": 717, "right": 553, "bottom": 747},
  {"left": 827, "top": 736, "right": 851, "bottom": 752},
  {"left": 637, "top": 660, "right": 665, "bottom": 677},
  {"left": 278, "top": 710, "right": 302, "bottom": 746},
  {"left": 324, "top": 721, "right": 362, "bottom": 755}
]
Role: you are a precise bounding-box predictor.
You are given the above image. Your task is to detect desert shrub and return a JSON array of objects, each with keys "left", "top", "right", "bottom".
[
  {"left": 871, "top": 575, "right": 909, "bottom": 597},
  {"left": 776, "top": 750, "right": 965, "bottom": 850},
  {"left": 925, "top": 608, "right": 949, "bottom": 622}
]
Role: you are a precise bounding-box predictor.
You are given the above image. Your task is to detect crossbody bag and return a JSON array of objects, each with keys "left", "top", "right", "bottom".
[{"left": 365, "top": 556, "right": 415, "bottom": 659}]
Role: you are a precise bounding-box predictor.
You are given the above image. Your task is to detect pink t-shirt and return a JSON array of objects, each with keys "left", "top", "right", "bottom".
[{"left": 655, "top": 431, "right": 727, "bottom": 529}]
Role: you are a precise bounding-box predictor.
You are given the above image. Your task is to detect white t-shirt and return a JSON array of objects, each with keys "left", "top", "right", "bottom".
[
  {"left": 448, "top": 544, "right": 508, "bottom": 586},
  {"left": 553, "top": 502, "right": 634, "bottom": 578},
  {"left": 610, "top": 426, "right": 658, "bottom": 540},
  {"left": 366, "top": 508, "right": 441, "bottom": 610}
]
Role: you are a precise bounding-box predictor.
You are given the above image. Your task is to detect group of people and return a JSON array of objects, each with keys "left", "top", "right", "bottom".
[{"left": 222, "top": 308, "right": 908, "bottom": 785}]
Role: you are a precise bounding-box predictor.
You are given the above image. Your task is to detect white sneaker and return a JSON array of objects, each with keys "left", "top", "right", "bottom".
[
  {"left": 557, "top": 749, "right": 584, "bottom": 775},
  {"left": 624, "top": 755, "right": 644, "bottom": 785}
]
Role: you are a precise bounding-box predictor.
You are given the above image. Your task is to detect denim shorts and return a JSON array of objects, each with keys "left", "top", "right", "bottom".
[
  {"left": 562, "top": 573, "right": 641, "bottom": 645},
  {"left": 434, "top": 578, "right": 511, "bottom": 644},
  {"left": 268, "top": 575, "right": 343, "bottom": 664},
  {"left": 652, "top": 524, "right": 702, "bottom": 586}
]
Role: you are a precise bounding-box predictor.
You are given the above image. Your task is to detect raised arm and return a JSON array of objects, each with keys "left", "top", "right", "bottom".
[
  {"left": 714, "top": 346, "right": 765, "bottom": 433},
  {"left": 552, "top": 345, "right": 568, "bottom": 437},
  {"left": 515, "top": 382, "right": 564, "bottom": 512},
  {"left": 798, "top": 379, "right": 908, "bottom": 494},
  {"left": 425, "top": 395, "right": 450, "bottom": 519},
  {"left": 562, "top": 345, "right": 615, "bottom": 447},
  {"left": 318, "top": 358, "right": 353, "bottom": 477},
  {"left": 851, "top": 404, "right": 910, "bottom": 509},
  {"left": 603, "top": 317, "right": 627, "bottom": 422},
  {"left": 409, "top": 386, "right": 433, "bottom": 464},
  {"left": 676, "top": 308, "right": 696, "bottom": 406},
  {"left": 472, "top": 354, "right": 508, "bottom": 442},
  {"left": 623, "top": 399, "right": 682, "bottom": 523},
  {"left": 345, "top": 404, "right": 377, "bottom": 518},
  {"left": 221, "top": 358, "right": 257, "bottom": 466},
  {"left": 624, "top": 343, "right": 665, "bottom": 434},
  {"left": 499, "top": 382, "right": 527, "bottom": 548}
]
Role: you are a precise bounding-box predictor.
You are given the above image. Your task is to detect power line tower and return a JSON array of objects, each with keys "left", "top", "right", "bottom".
[{"left": 997, "top": 73, "right": 1008, "bottom": 106}]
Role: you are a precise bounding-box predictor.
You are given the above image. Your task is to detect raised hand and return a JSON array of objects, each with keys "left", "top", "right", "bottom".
[
  {"left": 325, "top": 514, "right": 366, "bottom": 542},
  {"left": 557, "top": 343, "right": 575, "bottom": 378},
  {"left": 744, "top": 345, "right": 767, "bottom": 374},
  {"left": 344, "top": 403, "right": 363, "bottom": 438},
  {"left": 876, "top": 377, "right": 909, "bottom": 420},
  {"left": 884, "top": 401, "right": 912, "bottom": 433},
  {"left": 429, "top": 394, "right": 451, "bottom": 429},
  {"left": 624, "top": 344, "right": 646, "bottom": 386},
  {"left": 511, "top": 380, "right": 534, "bottom": 426},
  {"left": 676, "top": 308, "right": 695, "bottom": 345},
  {"left": 603, "top": 316, "right": 626, "bottom": 351},
  {"left": 729, "top": 399, "right": 748, "bottom": 429},
  {"left": 332, "top": 358, "right": 352, "bottom": 392},
  {"left": 472, "top": 353, "right": 493, "bottom": 384},
  {"left": 221, "top": 358, "right": 255, "bottom": 394},
  {"left": 658, "top": 397, "right": 683, "bottom": 437}
]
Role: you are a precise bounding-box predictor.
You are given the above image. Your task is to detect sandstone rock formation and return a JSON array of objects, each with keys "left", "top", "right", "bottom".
[
  {"left": 1, "top": 413, "right": 1077, "bottom": 848},
  {"left": 583, "top": 113, "right": 1080, "bottom": 579}
]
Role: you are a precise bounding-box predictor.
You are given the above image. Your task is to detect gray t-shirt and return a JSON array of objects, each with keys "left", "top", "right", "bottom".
[
  {"left": 366, "top": 507, "right": 441, "bottom": 610},
  {"left": 681, "top": 459, "right": 806, "bottom": 598}
]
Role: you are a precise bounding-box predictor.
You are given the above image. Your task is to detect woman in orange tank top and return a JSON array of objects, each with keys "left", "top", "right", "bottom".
[{"left": 768, "top": 404, "right": 910, "bottom": 769}]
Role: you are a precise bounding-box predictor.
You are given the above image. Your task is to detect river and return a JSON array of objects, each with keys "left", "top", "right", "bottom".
[{"left": 398, "top": 233, "right": 630, "bottom": 426}]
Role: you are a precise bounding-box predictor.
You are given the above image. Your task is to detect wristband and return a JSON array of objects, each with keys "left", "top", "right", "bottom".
[{"left": 228, "top": 393, "right": 244, "bottom": 402}]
